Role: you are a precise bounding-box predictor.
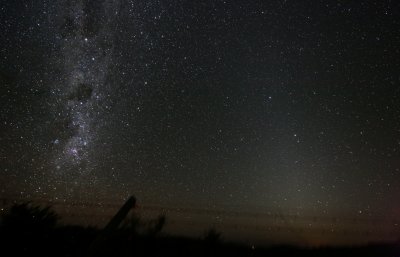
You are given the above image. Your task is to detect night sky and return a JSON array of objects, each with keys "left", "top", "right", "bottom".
[{"left": 1, "top": 0, "right": 400, "bottom": 244}]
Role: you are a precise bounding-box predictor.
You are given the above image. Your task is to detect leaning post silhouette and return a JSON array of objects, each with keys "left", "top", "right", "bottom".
[
  {"left": 86, "top": 195, "right": 136, "bottom": 256},
  {"left": 103, "top": 196, "right": 136, "bottom": 232}
]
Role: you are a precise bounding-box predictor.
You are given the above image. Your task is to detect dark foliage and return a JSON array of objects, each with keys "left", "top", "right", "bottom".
[
  {"left": 1, "top": 202, "right": 58, "bottom": 232},
  {"left": 204, "top": 227, "right": 222, "bottom": 244},
  {"left": 146, "top": 214, "right": 166, "bottom": 236}
]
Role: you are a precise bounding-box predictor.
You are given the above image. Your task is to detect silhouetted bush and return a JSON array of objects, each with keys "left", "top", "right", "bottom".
[
  {"left": 0, "top": 202, "right": 60, "bottom": 256},
  {"left": 122, "top": 213, "right": 166, "bottom": 238},
  {"left": 204, "top": 227, "right": 221, "bottom": 244},
  {"left": 1, "top": 202, "right": 58, "bottom": 232},
  {"left": 146, "top": 214, "right": 166, "bottom": 236},
  {"left": 123, "top": 212, "right": 142, "bottom": 236}
]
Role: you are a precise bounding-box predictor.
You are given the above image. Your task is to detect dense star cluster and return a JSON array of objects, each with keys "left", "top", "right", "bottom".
[{"left": 1, "top": 0, "right": 400, "bottom": 244}]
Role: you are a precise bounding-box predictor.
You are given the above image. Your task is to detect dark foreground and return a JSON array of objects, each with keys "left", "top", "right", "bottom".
[
  {"left": 1, "top": 228, "right": 399, "bottom": 257},
  {"left": 0, "top": 203, "right": 399, "bottom": 257}
]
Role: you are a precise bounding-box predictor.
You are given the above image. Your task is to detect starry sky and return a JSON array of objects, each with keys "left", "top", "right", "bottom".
[{"left": 1, "top": 0, "right": 400, "bottom": 244}]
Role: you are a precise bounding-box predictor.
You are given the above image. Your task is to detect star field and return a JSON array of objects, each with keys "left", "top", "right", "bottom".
[{"left": 1, "top": 0, "right": 400, "bottom": 244}]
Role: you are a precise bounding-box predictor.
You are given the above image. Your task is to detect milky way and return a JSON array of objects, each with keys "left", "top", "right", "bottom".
[{"left": 50, "top": 0, "right": 120, "bottom": 177}]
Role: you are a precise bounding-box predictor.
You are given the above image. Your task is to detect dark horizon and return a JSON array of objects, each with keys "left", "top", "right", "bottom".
[
  {"left": 1, "top": 200, "right": 398, "bottom": 257},
  {"left": 1, "top": 195, "right": 398, "bottom": 247}
]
